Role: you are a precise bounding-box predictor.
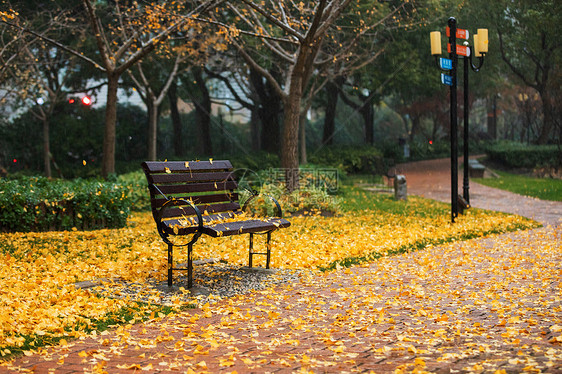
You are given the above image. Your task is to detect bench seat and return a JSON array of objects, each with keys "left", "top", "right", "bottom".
[{"left": 162, "top": 216, "right": 291, "bottom": 237}]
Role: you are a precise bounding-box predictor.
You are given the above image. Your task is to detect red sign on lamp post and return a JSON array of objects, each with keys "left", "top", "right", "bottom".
[
  {"left": 448, "top": 43, "right": 471, "bottom": 57},
  {"left": 446, "top": 26, "right": 469, "bottom": 40}
]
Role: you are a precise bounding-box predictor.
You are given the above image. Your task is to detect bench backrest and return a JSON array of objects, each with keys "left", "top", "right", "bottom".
[{"left": 141, "top": 160, "right": 241, "bottom": 223}]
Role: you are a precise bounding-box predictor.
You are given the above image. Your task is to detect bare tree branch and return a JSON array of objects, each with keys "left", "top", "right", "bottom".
[{"left": 1, "top": 18, "right": 105, "bottom": 71}]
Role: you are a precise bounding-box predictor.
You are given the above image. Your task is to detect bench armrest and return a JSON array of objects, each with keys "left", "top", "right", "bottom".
[
  {"left": 156, "top": 198, "right": 204, "bottom": 246},
  {"left": 242, "top": 191, "right": 284, "bottom": 218}
]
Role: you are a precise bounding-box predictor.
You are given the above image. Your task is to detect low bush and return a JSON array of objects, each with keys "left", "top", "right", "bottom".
[
  {"left": 116, "top": 170, "right": 150, "bottom": 212},
  {"left": 408, "top": 140, "right": 451, "bottom": 161},
  {"left": 241, "top": 182, "right": 342, "bottom": 217},
  {"left": 0, "top": 177, "right": 130, "bottom": 232},
  {"left": 227, "top": 152, "right": 281, "bottom": 172},
  {"left": 308, "top": 146, "right": 388, "bottom": 174},
  {"left": 485, "top": 142, "right": 561, "bottom": 169}
]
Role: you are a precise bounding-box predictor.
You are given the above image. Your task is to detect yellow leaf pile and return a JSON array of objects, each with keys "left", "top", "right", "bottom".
[{"left": 0, "top": 197, "right": 537, "bottom": 350}]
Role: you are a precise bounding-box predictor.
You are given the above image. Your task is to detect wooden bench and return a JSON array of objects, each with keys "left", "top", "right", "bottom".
[{"left": 141, "top": 160, "right": 291, "bottom": 288}]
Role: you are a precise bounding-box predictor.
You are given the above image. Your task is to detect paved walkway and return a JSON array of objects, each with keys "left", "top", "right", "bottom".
[
  {"left": 2, "top": 159, "right": 561, "bottom": 373},
  {"left": 397, "top": 157, "right": 561, "bottom": 227}
]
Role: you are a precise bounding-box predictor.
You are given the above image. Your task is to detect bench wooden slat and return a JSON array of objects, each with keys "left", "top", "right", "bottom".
[
  {"left": 152, "top": 192, "right": 239, "bottom": 209},
  {"left": 160, "top": 202, "right": 241, "bottom": 219},
  {"left": 162, "top": 212, "right": 241, "bottom": 230},
  {"left": 148, "top": 171, "right": 234, "bottom": 185},
  {"left": 154, "top": 180, "right": 238, "bottom": 195},
  {"left": 142, "top": 160, "right": 232, "bottom": 173}
]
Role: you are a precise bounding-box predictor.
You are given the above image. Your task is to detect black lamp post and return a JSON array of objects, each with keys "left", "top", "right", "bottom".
[
  {"left": 462, "top": 30, "right": 487, "bottom": 204},
  {"left": 430, "top": 17, "right": 488, "bottom": 223}
]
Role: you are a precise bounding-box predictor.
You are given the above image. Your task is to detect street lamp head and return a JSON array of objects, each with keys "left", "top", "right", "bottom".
[
  {"left": 477, "top": 28, "right": 488, "bottom": 53},
  {"left": 473, "top": 34, "right": 482, "bottom": 57},
  {"left": 430, "top": 31, "right": 442, "bottom": 55}
]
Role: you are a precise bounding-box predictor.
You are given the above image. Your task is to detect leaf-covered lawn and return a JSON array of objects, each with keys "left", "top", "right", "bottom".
[{"left": 0, "top": 193, "right": 538, "bottom": 354}]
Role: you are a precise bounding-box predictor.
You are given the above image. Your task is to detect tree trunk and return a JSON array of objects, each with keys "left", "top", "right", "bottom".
[
  {"left": 409, "top": 115, "right": 420, "bottom": 143},
  {"left": 168, "top": 80, "right": 183, "bottom": 157},
  {"left": 299, "top": 110, "right": 307, "bottom": 164},
  {"left": 360, "top": 96, "right": 375, "bottom": 144},
  {"left": 338, "top": 85, "right": 375, "bottom": 144},
  {"left": 281, "top": 82, "right": 302, "bottom": 192},
  {"left": 250, "top": 109, "right": 261, "bottom": 151},
  {"left": 487, "top": 95, "right": 497, "bottom": 140},
  {"left": 537, "top": 90, "right": 554, "bottom": 144},
  {"left": 42, "top": 117, "right": 51, "bottom": 178},
  {"left": 193, "top": 67, "right": 213, "bottom": 156},
  {"left": 102, "top": 73, "right": 119, "bottom": 178},
  {"left": 249, "top": 68, "right": 281, "bottom": 154},
  {"left": 260, "top": 85, "right": 282, "bottom": 154},
  {"left": 147, "top": 100, "right": 158, "bottom": 160},
  {"left": 322, "top": 79, "right": 339, "bottom": 145}
]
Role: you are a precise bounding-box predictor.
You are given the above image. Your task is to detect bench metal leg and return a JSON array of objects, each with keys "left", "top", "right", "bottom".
[
  {"left": 167, "top": 244, "right": 173, "bottom": 287},
  {"left": 249, "top": 233, "right": 254, "bottom": 268},
  {"left": 187, "top": 242, "right": 193, "bottom": 289},
  {"left": 168, "top": 242, "right": 194, "bottom": 288},
  {"left": 266, "top": 232, "right": 271, "bottom": 269},
  {"left": 248, "top": 232, "right": 272, "bottom": 269}
]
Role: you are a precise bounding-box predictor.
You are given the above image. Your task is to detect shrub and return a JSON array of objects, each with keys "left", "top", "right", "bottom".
[
  {"left": 116, "top": 170, "right": 150, "bottom": 212},
  {"left": 227, "top": 152, "right": 281, "bottom": 172},
  {"left": 308, "top": 146, "right": 387, "bottom": 174},
  {"left": 408, "top": 140, "right": 450, "bottom": 161},
  {"left": 0, "top": 177, "right": 130, "bottom": 232},
  {"left": 485, "top": 142, "right": 561, "bottom": 169},
  {"left": 241, "top": 183, "right": 342, "bottom": 217}
]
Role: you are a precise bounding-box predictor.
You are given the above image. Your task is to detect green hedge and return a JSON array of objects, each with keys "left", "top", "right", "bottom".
[
  {"left": 486, "top": 142, "right": 561, "bottom": 169},
  {"left": 0, "top": 177, "right": 130, "bottom": 232},
  {"left": 308, "top": 146, "right": 387, "bottom": 174},
  {"left": 116, "top": 171, "right": 150, "bottom": 212},
  {"left": 230, "top": 146, "right": 388, "bottom": 175}
]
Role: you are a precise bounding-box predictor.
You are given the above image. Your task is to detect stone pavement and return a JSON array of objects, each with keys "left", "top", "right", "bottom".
[
  {"left": 397, "top": 157, "right": 561, "bottom": 227},
  {"left": 2, "top": 159, "right": 561, "bottom": 373}
]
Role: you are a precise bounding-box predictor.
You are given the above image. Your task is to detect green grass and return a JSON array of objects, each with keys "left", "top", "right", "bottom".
[{"left": 474, "top": 170, "right": 562, "bottom": 202}]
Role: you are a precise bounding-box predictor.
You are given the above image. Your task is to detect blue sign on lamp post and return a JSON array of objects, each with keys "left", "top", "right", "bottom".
[
  {"left": 441, "top": 73, "right": 453, "bottom": 86},
  {"left": 439, "top": 58, "right": 453, "bottom": 70}
]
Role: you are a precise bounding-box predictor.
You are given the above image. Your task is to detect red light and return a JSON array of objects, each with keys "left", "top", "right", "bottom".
[
  {"left": 68, "top": 98, "right": 75, "bottom": 104},
  {"left": 13, "top": 159, "right": 17, "bottom": 163},
  {"left": 429, "top": 140, "right": 433, "bottom": 145},
  {"left": 81, "top": 96, "right": 92, "bottom": 106}
]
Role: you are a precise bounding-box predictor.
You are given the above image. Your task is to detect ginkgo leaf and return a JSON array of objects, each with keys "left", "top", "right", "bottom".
[{"left": 116, "top": 364, "right": 142, "bottom": 370}]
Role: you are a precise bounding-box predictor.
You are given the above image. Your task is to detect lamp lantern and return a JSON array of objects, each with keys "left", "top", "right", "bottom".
[
  {"left": 473, "top": 34, "right": 481, "bottom": 57},
  {"left": 477, "top": 28, "right": 488, "bottom": 53},
  {"left": 430, "top": 31, "right": 442, "bottom": 55}
]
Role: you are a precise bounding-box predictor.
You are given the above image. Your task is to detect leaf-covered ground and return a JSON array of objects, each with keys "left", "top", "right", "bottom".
[
  {"left": 0, "top": 194, "right": 539, "bottom": 358},
  {"left": 2, "top": 225, "right": 560, "bottom": 373}
]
